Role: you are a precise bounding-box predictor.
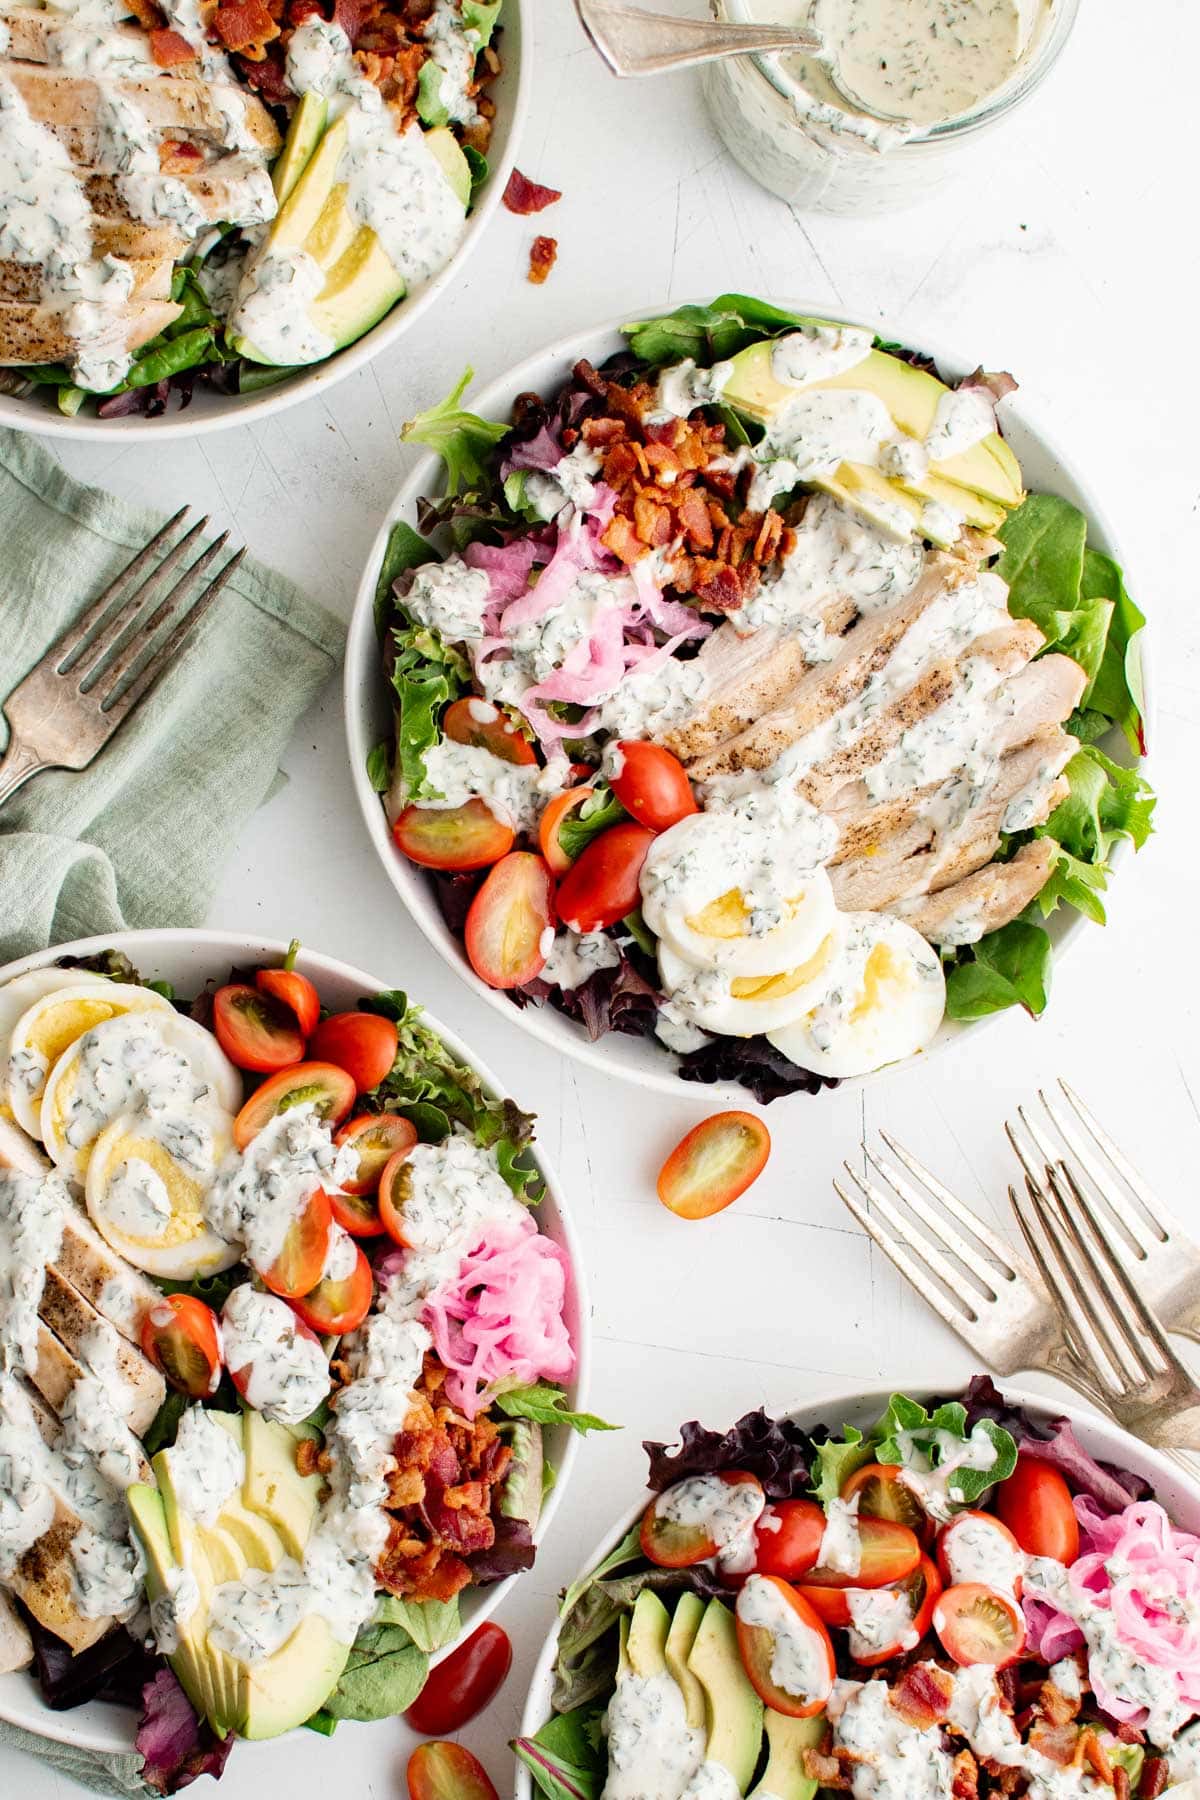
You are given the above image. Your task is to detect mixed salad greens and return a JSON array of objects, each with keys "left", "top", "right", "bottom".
[
  {"left": 0, "top": 943, "right": 606, "bottom": 1791},
  {"left": 516, "top": 1380, "right": 1200, "bottom": 1800},
  {"left": 372, "top": 294, "right": 1154, "bottom": 1104}
]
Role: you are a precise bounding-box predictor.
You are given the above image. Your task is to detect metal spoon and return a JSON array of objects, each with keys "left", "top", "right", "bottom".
[{"left": 574, "top": 0, "right": 824, "bottom": 78}]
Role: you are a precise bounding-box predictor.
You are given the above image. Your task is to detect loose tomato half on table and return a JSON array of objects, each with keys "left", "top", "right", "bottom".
[
  {"left": 407, "top": 1743, "right": 498, "bottom": 1800},
  {"left": 657, "top": 1112, "right": 771, "bottom": 1220}
]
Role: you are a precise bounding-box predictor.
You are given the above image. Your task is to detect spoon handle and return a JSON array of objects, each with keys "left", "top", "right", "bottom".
[{"left": 574, "top": 0, "right": 822, "bottom": 78}]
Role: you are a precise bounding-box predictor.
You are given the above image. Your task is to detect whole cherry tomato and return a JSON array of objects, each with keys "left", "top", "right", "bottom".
[
  {"left": 610, "top": 741, "right": 697, "bottom": 832},
  {"left": 405, "top": 1623, "right": 512, "bottom": 1735}
]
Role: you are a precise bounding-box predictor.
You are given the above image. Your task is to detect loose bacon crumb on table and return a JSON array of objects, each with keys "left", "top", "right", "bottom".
[
  {"left": 503, "top": 167, "right": 562, "bottom": 213},
  {"left": 528, "top": 235, "right": 558, "bottom": 284}
]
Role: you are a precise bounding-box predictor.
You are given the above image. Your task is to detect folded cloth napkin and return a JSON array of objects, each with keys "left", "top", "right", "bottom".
[
  {"left": 0, "top": 1715, "right": 151, "bottom": 1797},
  {"left": 0, "top": 430, "right": 344, "bottom": 965}
]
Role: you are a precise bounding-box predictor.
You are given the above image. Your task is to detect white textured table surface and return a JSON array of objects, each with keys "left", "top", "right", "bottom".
[{"left": 10, "top": 0, "right": 1200, "bottom": 1793}]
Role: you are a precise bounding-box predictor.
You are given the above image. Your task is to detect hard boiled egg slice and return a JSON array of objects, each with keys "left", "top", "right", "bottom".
[
  {"left": 42, "top": 1008, "right": 230, "bottom": 1181},
  {"left": 0, "top": 968, "right": 115, "bottom": 1131},
  {"left": 86, "top": 1106, "right": 239, "bottom": 1279},
  {"left": 767, "top": 913, "right": 946, "bottom": 1078},
  {"left": 657, "top": 925, "right": 844, "bottom": 1038},
  {"left": 8, "top": 982, "right": 173, "bottom": 1138}
]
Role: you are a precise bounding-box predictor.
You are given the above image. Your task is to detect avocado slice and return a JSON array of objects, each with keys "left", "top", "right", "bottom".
[
  {"left": 128, "top": 1484, "right": 217, "bottom": 1730},
  {"left": 238, "top": 1613, "right": 352, "bottom": 1741},
  {"left": 241, "top": 1410, "right": 322, "bottom": 1559},
  {"left": 153, "top": 1447, "right": 246, "bottom": 1736},
  {"left": 892, "top": 465, "right": 1007, "bottom": 533},
  {"left": 626, "top": 1588, "right": 672, "bottom": 1677},
  {"left": 309, "top": 228, "right": 406, "bottom": 352},
  {"left": 273, "top": 90, "right": 328, "bottom": 204},
  {"left": 688, "top": 1599, "right": 764, "bottom": 1793},
  {"left": 817, "top": 463, "right": 925, "bottom": 542},
  {"left": 723, "top": 338, "right": 1023, "bottom": 509},
  {"left": 424, "top": 125, "right": 472, "bottom": 207},
  {"left": 267, "top": 120, "right": 350, "bottom": 251},
  {"left": 194, "top": 1522, "right": 248, "bottom": 1736},
  {"left": 749, "top": 1709, "right": 826, "bottom": 1800},
  {"left": 665, "top": 1593, "right": 707, "bottom": 1730}
]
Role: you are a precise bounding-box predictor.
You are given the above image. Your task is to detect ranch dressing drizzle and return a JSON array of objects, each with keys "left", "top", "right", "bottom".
[
  {"left": 602, "top": 1667, "right": 706, "bottom": 1800},
  {"left": 0, "top": 1169, "right": 68, "bottom": 1375},
  {"left": 738, "top": 1573, "right": 833, "bottom": 1704}
]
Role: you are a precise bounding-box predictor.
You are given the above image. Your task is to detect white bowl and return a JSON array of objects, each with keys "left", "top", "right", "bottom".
[
  {"left": 0, "top": 4, "right": 529, "bottom": 442},
  {"left": 513, "top": 1379, "right": 1200, "bottom": 1800},
  {"left": 344, "top": 303, "right": 1152, "bottom": 1104},
  {"left": 0, "top": 926, "right": 587, "bottom": 1757}
]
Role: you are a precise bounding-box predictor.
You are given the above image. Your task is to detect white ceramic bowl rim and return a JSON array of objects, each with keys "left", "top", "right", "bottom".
[
  {"left": 0, "top": 2, "right": 530, "bottom": 441},
  {"left": 0, "top": 926, "right": 588, "bottom": 1755},
  {"left": 344, "top": 299, "right": 1153, "bottom": 1105},
  {"left": 512, "top": 1377, "right": 1200, "bottom": 1799}
]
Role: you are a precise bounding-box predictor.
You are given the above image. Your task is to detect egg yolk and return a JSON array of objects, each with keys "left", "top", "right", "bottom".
[
  {"left": 730, "top": 932, "right": 837, "bottom": 1000},
  {"left": 28, "top": 998, "right": 120, "bottom": 1065},
  {"left": 688, "top": 887, "right": 809, "bottom": 940},
  {"left": 851, "top": 942, "right": 914, "bottom": 1022},
  {"left": 98, "top": 1135, "right": 205, "bottom": 1248}
]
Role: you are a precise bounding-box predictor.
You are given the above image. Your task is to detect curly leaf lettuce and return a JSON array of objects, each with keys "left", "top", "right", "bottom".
[
  {"left": 874, "top": 1394, "right": 1017, "bottom": 1505},
  {"left": 401, "top": 367, "right": 510, "bottom": 494},
  {"left": 387, "top": 619, "right": 472, "bottom": 804},
  {"left": 622, "top": 293, "right": 847, "bottom": 368},
  {"left": 494, "top": 1380, "right": 618, "bottom": 1437}
]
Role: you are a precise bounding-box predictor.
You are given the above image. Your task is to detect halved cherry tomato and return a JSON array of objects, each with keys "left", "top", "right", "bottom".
[
  {"left": 393, "top": 799, "right": 514, "bottom": 871},
  {"left": 378, "top": 1147, "right": 413, "bottom": 1247},
  {"left": 405, "top": 1623, "right": 512, "bottom": 1735},
  {"left": 934, "top": 1581, "right": 1026, "bottom": 1668},
  {"left": 850, "top": 1554, "right": 942, "bottom": 1666},
  {"left": 334, "top": 1112, "right": 417, "bottom": 1198},
  {"left": 443, "top": 697, "right": 536, "bottom": 766},
  {"left": 640, "top": 1471, "right": 764, "bottom": 1568},
  {"left": 841, "top": 1462, "right": 931, "bottom": 1539},
  {"left": 735, "top": 1577, "right": 834, "bottom": 1717},
  {"left": 465, "top": 852, "right": 556, "bottom": 989},
  {"left": 799, "top": 1515, "right": 921, "bottom": 1589},
  {"left": 752, "top": 1499, "right": 826, "bottom": 1581},
  {"left": 407, "top": 1743, "right": 498, "bottom": 1800},
  {"left": 290, "top": 1240, "right": 373, "bottom": 1336},
  {"left": 213, "top": 984, "right": 305, "bottom": 1073},
  {"left": 995, "top": 1455, "right": 1079, "bottom": 1565},
  {"left": 538, "top": 785, "right": 594, "bottom": 876},
  {"left": 255, "top": 966, "right": 320, "bottom": 1037},
  {"left": 610, "top": 741, "right": 698, "bottom": 833},
  {"left": 555, "top": 821, "right": 655, "bottom": 933},
  {"left": 233, "top": 1062, "right": 357, "bottom": 1150},
  {"left": 794, "top": 1583, "right": 852, "bottom": 1627},
  {"left": 227, "top": 1302, "right": 322, "bottom": 1406},
  {"left": 308, "top": 1013, "right": 399, "bottom": 1094},
  {"left": 140, "top": 1295, "right": 222, "bottom": 1398},
  {"left": 259, "top": 1187, "right": 332, "bottom": 1298},
  {"left": 657, "top": 1111, "right": 771, "bottom": 1222},
  {"left": 937, "top": 1510, "right": 1024, "bottom": 1598}
]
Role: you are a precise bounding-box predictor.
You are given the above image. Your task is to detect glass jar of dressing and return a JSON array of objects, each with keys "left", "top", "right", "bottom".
[{"left": 703, "top": 0, "right": 1081, "bottom": 215}]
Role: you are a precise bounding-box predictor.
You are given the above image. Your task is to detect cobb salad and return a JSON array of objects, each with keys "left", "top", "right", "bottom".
[
  {"left": 371, "top": 293, "right": 1154, "bottom": 1102},
  {"left": 516, "top": 1380, "right": 1200, "bottom": 1800},
  {"left": 0, "top": 943, "right": 600, "bottom": 1788},
  {"left": 0, "top": 0, "right": 501, "bottom": 419}
]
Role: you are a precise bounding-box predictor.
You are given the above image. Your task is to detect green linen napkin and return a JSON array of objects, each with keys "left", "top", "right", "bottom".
[
  {"left": 0, "top": 430, "right": 344, "bottom": 964},
  {"left": 0, "top": 1715, "right": 151, "bottom": 1797}
]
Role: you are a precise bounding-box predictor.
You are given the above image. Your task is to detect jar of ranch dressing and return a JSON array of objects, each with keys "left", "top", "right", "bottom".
[{"left": 703, "top": 0, "right": 1081, "bottom": 214}]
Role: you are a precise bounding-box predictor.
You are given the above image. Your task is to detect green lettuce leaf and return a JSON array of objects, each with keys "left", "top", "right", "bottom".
[
  {"left": 552, "top": 1522, "right": 643, "bottom": 1714},
  {"left": 808, "top": 1424, "right": 872, "bottom": 1505},
  {"left": 374, "top": 519, "right": 438, "bottom": 634},
  {"left": 512, "top": 1705, "right": 606, "bottom": 1800},
  {"left": 415, "top": 59, "right": 450, "bottom": 126},
  {"left": 318, "top": 1622, "right": 428, "bottom": 1722},
  {"left": 463, "top": 0, "right": 502, "bottom": 42},
  {"left": 388, "top": 620, "right": 471, "bottom": 802},
  {"left": 1040, "top": 745, "right": 1155, "bottom": 864},
  {"left": 622, "top": 293, "right": 845, "bottom": 368},
  {"left": 402, "top": 368, "right": 509, "bottom": 494},
  {"left": 874, "top": 1394, "right": 1017, "bottom": 1505},
  {"left": 1081, "top": 549, "right": 1147, "bottom": 754},
  {"left": 365, "top": 740, "right": 391, "bottom": 793},
  {"left": 373, "top": 1594, "right": 461, "bottom": 1654},
  {"left": 555, "top": 785, "right": 628, "bottom": 862},
  {"left": 944, "top": 920, "right": 1052, "bottom": 1020},
  {"left": 494, "top": 1381, "right": 619, "bottom": 1437}
]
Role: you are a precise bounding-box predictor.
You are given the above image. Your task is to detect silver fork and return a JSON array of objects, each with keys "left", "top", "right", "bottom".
[
  {"left": 1010, "top": 1161, "right": 1200, "bottom": 1451},
  {"left": 834, "top": 1132, "right": 1103, "bottom": 1402},
  {"left": 0, "top": 508, "right": 244, "bottom": 808},
  {"left": 1007, "top": 1080, "right": 1200, "bottom": 1340}
]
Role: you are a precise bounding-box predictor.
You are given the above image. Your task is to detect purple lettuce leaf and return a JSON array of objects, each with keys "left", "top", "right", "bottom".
[
  {"left": 136, "top": 1668, "right": 233, "bottom": 1793},
  {"left": 644, "top": 1407, "right": 813, "bottom": 1500},
  {"left": 468, "top": 1515, "right": 536, "bottom": 1584},
  {"left": 677, "top": 1034, "right": 839, "bottom": 1105},
  {"left": 502, "top": 422, "right": 565, "bottom": 475},
  {"left": 520, "top": 955, "right": 660, "bottom": 1043},
  {"left": 962, "top": 1374, "right": 1151, "bottom": 1511}
]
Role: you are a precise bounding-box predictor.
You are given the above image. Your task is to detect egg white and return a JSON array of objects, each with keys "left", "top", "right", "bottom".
[
  {"left": 86, "top": 1106, "right": 239, "bottom": 1279},
  {"left": 8, "top": 982, "right": 173, "bottom": 1138},
  {"left": 767, "top": 913, "right": 946, "bottom": 1078},
  {"left": 657, "top": 926, "right": 844, "bottom": 1037}
]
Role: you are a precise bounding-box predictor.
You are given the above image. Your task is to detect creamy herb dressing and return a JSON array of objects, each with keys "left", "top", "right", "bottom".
[
  {"left": 772, "top": 323, "right": 873, "bottom": 386},
  {"left": 540, "top": 928, "right": 622, "bottom": 990},
  {"left": 524, "top": 442, "right": 605, "bottom": 520},
  {"left": 602, "top": 1667, "right": 706, "bottom": 1800},
  {"left": 925, "top": 386, "right": 997, "bottom": 461},
  {"left": 48, "top": 1010, "right": 216, "bottom": 1162},
  {"left": 101, "top": 1154, "right": 172, "bottom": 1239},
  {"left": 847, "top": 1583, "right": 916, "bottom": 1657},
  {"left": 56, "top": 1321, "right": 147, "bottom": 1619},
  {"left": 227, "top": 245, "right": 335, "bottom": 367},
  {"left": 219, "top": 1284, "right": 332, "bottom": 1426},
  {"left": 650, "top": 357, "right": 734, "bottom": 423},
  {"left": 0, "top": 1373, "right": 56, "bottom": 1575},
  {"left": 811, "top": 0, "right": 1040, "bottom": 127},
  {"left": 205, "top": 1103, "right": 354, "bottom": 1275},
  {"left": 818, "top": 1491, "right": 862, "bottom": 1574},
  {"left": 732, "top": 494, "right": 924, "bottom": 643},
  {"left": 738, "top": 1572, "right": 833, "bottom": 1705},
  {"left": 653, "top": 1473, "right": 766, "bottom": 1572},
  {"left": 893, "top": 1423, "right": 999, "bottom": 1519},
  {"left": 767, "top": 911, "right": 946, "bottom": 1077},
  {"left": 424, "top": 0, "right": 483, "bottom": 126},
  {"left": 406, "top": 555, "right": 493, "bottom": 641},
  {"left": 321, "top": 1223, "right": 359, "bottom": 1282},
  {"left": 419, "top": 738, "right": 570, "bottom": 831},
  {"left": 595, "top": 655, "right": 709, "bottom": 741},
  {"left": 681, "top": 1766, "right": 741, "bottom": 1800},
  {"left": 150, "top": 1560, "right": 200, "bottom": 1656},
  {"left": 166, "top": 1405, "right": 245, "bottom": 1528},
  {"left": 0, "top": 1169, "right": 68, "bottom": 1375},
  {"left": 940, "top": 1510, "right": 1025, "bottom": 1592}
]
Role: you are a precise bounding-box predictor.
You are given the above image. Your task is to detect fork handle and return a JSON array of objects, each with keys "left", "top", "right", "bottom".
[{"left": 0, "top": 735, "right": 47, "bottom": 810}]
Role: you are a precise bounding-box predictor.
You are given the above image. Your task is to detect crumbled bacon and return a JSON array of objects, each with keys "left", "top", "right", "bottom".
[
  {"left": 159, "top": 139, "right": 205, "bottom": 174},
  {"left": 1114, "top": 1769, "right": 1131, "bottom": 1800},
  {"left": 126, "top": 0, "right": 166, "bottom": 26},
  {"left": 803, "top": 1749, "right": 851, "bottom": 1789},
  {"left": 503, "top": 168, "right": 562, "bottom": 214},
  {"left": 528, "top": 235, "right": 558, "bottom": 284},
  {"left": 150, "top": 28, "right": 196, "bottom": 63},
  {"left": 1140, "top": 1757, "right": 1169, "bottom": 1799},
  {"left": 1038, "top": 1678, "right": 1081, "bottom": 1729},
  {"left": 1082, "top": 1732, "right": 1113, "bottom": 1783},
  {"left": 234, "top": 43, "right": 290, "bottom": 102},
  {"left": 1028, "top": 1720, "right": 1080, "bottom": 1767},
  {"left": 951, "top": 1750, "right": 980, "bottom": 1800},
  {"left": 212, "top": 0, "right": 278, "bottom": 55},
  {"left": 891, "top": 1663, "right": 955, "bottom": 1728},
  {"left": 295, "top": 1437, "right": 323, "bottom": 1478}
]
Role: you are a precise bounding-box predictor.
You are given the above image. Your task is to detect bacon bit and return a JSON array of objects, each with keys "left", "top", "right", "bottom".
[
  {"left": 633, "top": 492, "right": 673, "bottom": 549},
  {"left": 677, "top": 485, "right": 715, "bottom": 550},
  {"left": 1038, "top": 1679, "right": 1081, "bottom": 1729},
  {"left": 149, "top": 27, "right": 196, "bottom": 63},
  {"left": 951, "top": 1750, "right": 979, "bottom": 1800},
  {"left": 803, "top": 1750, "right": 850, "bottom": 1790},
  {"left": 691, "top": 563, "right": 745, "bottom": 612},
  {"left": 1113, "top": 1722, "right": 1144, "bottom": 1746},
  {"left": 212, "top": 0, "right": 278, "bottom": 55},
  {"left": 126, "top": 0, "right": 166, "bottom": 26},
  {"left": 1028, "top": 1721, "right": 1080, "bottom": 1768},
  {"left": 891, "top": 1663, "right": 955, "bottom": 1729},
  {"left": 1114, "top": 1769, "right": 1131, "bottom": 1800},
  {"left": 503, "top": 167, "right": 563, "bottom": 214},
  {"left": 1140, "top": 1757, "right": 1169, "bottom": 1799},
  {"left": 234, "top": 42, "right": 290, "bottom": 101},
  {"left": 600, "top": 513, "right": 646, "bottom": 567},
  {"left": 642, "top": 440, "right": 682, "bottom": 482},
  {"left": 332, "top": 0, "right": 371, "bottom": 40},
  {"left": 295, "top": 1437, "right": 322, "bottom": 1477},
  {"left": 573, "top": 358, "right": 608, "bottom": 396},
  {"left": 527, "top": 235, "right": 557, "bottom": 284},
  {"left": 159, "top": 139, "right": 204, "bottom": 175},
  {"left": 581, "top": 414, "right": 627, "bottom": 448},
  {"left": 1082, "top": 1735, "right": 1114, "bottom": 1784}
]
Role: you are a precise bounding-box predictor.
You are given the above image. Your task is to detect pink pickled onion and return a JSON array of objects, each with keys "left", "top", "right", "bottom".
[
  {"left": 464, "top": 536, "right": 547, "bottom": 612},
  {"left": 501, "top": 519, "right": 596, "bottom": 633},
  {"left": 629, "top": 553, "right": 711, "bottom": 640},
  {"left": 422, "top": 1213, "right": 575, "bottom": 1419}
]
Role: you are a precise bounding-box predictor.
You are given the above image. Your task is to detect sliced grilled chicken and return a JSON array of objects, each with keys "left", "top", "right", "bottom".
[
  {"left": 0, "top": 7, "right": 158, "bottom": 65},
  {"left": 30, "top": 1301, "right": 165, "bottom": 1437},
  {"left": 54, "top": 1205, "right": 163, "bottom": 1347},
  {"left": 685, "top": 558, "right": 994, "bottom": 781},
  {"left": 829, "top": 728, "right": 1075, "bottom": 912},
  {"left": 92, "top": 216, "right": 189, "bottom": 263},
  {"left": 889, "top": 838, "right": 1058, "bottom": 944},
  {"left": 0, "top": 1589, "right": 33, "bottom": 1672},
  {"left": 83, "top": 154, "right": 271, "bottom": 227},
  {"left": 0, "top": 254, "right": 174, "bottom": 304},
  {"left": 4, "top": 62, "right": 280, "bottom": 159},
  {"left": 0, "top": 297, "right": 182, "bottom": 368}
]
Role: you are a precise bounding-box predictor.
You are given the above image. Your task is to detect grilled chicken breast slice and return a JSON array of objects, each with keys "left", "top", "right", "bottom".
[
  {"left": 889, "top": 838, "right": 1058, "bottom": 945},
  {"left": 3, "top": 61, "right": 280, "bottom": 159},
  {"left": 0, "top": 1589, "right": 33, "bottom": 1672},
  {"left": 0, "top": 254, "right": 174, "bottom": 304},
  {"left": 30, "top": 1300, "right": 165, "bottom": 1437},
  {"left": 0, "top": 298, "right": 182, "bottom": 368}
]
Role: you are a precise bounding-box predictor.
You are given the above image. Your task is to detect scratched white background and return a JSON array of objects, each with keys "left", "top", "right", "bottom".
[{"left": 8, "top": 0, "right": 1200, "bottom": 1793}]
